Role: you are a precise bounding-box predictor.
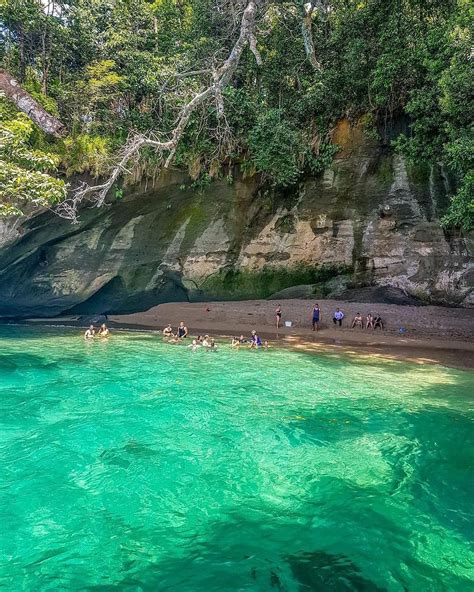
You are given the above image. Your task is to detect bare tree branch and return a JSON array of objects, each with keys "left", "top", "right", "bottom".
[
  {"left": 0, "top": 69, "right": 66, "bottom": 137},
  {"left": 58, "top": 0, "right": 260, "bottom": 221}
]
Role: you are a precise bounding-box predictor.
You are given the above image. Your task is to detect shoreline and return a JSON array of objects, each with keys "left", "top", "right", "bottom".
[{"left": 7, "top": 296, "right": 474, "bottom": 370}]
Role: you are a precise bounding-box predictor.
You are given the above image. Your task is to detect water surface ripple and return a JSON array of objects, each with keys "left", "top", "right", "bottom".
[{"left": 0, "top": 327, "right": 473, "bottom": 591}]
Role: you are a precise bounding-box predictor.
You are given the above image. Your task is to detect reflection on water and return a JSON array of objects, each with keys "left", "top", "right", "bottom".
[{"left": 0, "top": 326, "right": 473, "bottom": 591}]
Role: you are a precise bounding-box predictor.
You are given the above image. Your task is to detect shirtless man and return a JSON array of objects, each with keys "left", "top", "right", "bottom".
[
  {"left": 351, "top": 313, "right": 363, "bottom": 329},
  {"left": 84, "top": 325, "right": 95, "bottom": 339}
]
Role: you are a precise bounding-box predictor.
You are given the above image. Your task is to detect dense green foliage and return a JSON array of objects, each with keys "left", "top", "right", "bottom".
[
  {"left": 0, "top": 99, "right": 66, "bottom": 215},
  {"left": 0, "top": 0, "right": 472, "bottom": 229}
]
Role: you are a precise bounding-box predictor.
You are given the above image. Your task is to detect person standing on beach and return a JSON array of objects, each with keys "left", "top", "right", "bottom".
[
  {"left": 333, "top": 308, "right": 344, "bottom": 327},
  {"left": 276, "top": 304, "right": 282, "bottom": 329},
  {"left": 312, "top": 304, "right": 321, "bottom": 331}
]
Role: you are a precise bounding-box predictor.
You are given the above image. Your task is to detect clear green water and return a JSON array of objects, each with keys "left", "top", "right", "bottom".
[{"left": 1, "top": 327, "right": 473, "bottom": 591}]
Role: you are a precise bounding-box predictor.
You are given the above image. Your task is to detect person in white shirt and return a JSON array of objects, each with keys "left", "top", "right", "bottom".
[{"left": 333, "top": 308, "right": 344, "bottom": 327}]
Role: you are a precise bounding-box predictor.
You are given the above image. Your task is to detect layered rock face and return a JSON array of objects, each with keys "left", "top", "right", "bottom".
[{"left": 0, "top": 120, "right": 472, "bottom": 317}]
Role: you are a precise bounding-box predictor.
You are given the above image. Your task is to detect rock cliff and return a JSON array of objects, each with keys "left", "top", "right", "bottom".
[{"left": 0, "top": 120, "right": 472, "bottom": 317}]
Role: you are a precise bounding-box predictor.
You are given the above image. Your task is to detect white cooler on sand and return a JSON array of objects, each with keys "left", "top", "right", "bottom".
[{"left": 285, "top": 321, "right": 292, "bottom": 327}]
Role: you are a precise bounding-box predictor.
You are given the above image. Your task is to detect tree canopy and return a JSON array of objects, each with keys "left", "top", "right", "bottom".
[{"left": 0, "top": 0, "right": 472, "bottom": 229}]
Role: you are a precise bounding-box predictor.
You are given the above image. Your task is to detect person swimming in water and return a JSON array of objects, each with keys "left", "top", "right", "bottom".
[
  {"left": 97, "top": 323, "right": 109, "bottom": 337},
  {"left": 202, "top": 335, "right": 210, "bottom": 347},
  {"left": 188, "top": 339, "right": 199, "bottom": 351},
  {"left": 231, "top": 337, "right": 240, "bottom": 348},
  {"left": 249, "top": 330, "right": 262, "bottom": 348},
  {"left": 84, "top": 325, "right": 95, "bottom": 339},
  {"left": 163, "top": 324, "right": 173, "bottom": 339},
  {"left": 177, "top": 321, "right": 188, "bottom": 339}
]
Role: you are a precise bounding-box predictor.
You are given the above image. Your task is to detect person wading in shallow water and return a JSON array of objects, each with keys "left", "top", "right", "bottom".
[
  {"left": 177, "top": 321, "right": 188, "bottom": 339},
  {"left": 84, "top": 325, "right": 95, "bottom": 339},
  {"left": 163, "top": 324, "right": 173, "bottom": 339},
  {"left": 97, "top": 324, "right": 109, "bottom": 337},
  {"left": 312, "top": 304, "right": 321, "bottom": 331}
]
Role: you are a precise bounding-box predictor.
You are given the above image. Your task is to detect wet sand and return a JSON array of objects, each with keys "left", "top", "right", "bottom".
[{"left": 107, "top": 299, "right": 474, "bottom": 370}]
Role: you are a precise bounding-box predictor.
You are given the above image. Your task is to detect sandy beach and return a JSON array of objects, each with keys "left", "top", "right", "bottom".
[
  {"left": 104, "top": 299, "right": 474, "bottom": 369},
  {"left": 16, "top": 298, "right": 473, "bottom": 368}
]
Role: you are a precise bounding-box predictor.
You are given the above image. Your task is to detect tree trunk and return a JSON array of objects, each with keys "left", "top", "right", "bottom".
[
  {"left": 302, "top": 3, "right": 321, "bottom": 70},
  {"left": 0, "top": 69, "right": 65, "bottom": 137}
]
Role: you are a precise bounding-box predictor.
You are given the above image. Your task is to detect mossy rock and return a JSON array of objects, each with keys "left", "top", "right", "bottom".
[{"left": 198, "top": 264, "right": 352, "bottom": 301}]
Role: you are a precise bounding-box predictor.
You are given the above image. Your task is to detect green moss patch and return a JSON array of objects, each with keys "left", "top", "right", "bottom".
[{"left": 199, "top": 264, "right": 352, "bottom": 300}]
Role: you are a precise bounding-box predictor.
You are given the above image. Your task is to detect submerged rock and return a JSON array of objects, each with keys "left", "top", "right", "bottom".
[{"left": 0, "top": 120, "right": 472, "bottom": 317}]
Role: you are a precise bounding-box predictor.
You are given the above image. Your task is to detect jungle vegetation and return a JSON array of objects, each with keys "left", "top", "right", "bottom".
[{"left": 0, "top": 0, "right": 472, "bottom": 229}]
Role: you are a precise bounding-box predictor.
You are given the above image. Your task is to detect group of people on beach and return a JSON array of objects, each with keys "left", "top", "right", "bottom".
[
  {"left": 329, "top": 307, "right": 384, "bottom": 330},
  {"left": 84, "top": 323, "right": 109, "bottom": 339},
  {"left": 82, "top": 303, "right": 385, "bottom": 344},
  {"left": 274, "top": 304, "right": 385, "bottom": 332}
]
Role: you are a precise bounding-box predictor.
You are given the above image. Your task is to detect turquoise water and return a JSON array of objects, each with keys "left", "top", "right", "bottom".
[{"left": 0, "top": 327, "right": 473, "bottom": 591}]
